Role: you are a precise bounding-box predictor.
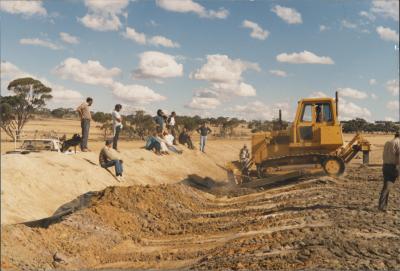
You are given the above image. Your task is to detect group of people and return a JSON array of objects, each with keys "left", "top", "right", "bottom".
[
  {"left": 146, "top": 109, "right": 211, "bottom": 155},
  {"left": 76, "top": 98, "right": 212, "bottom": 179}
]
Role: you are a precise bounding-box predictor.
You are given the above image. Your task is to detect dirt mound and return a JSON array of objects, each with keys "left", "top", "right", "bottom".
[
  {"left": 1, "top": 140, "right": 246, "bottom": 224},
  {"left": 2, "top": 166, "right": 399, "bottom": 270}
]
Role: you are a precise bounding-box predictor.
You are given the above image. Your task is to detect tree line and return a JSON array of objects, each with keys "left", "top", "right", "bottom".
[{"left": 1, "top": 77, "right": 398, "bottom": 140}]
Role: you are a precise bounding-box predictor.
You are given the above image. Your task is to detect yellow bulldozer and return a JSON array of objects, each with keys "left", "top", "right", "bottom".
[{"left": 228, "top": 92, "right": 371, "bottom": 186}]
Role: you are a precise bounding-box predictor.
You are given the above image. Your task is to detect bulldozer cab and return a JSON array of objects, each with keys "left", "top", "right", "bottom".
[{"left": 292, "top": 98, "right": 343, "bottom": 148}]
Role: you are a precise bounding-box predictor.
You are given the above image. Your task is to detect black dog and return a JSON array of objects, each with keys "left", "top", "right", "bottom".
[{"left": 61, "top": 134, "right": 82, "bottom": 153}]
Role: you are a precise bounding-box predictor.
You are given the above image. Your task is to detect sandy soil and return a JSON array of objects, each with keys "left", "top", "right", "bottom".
[
  {"left": 1, "top": 123, "right": 399, "bottom": 270},
  {"left": 1, "top": 139, "right": 247, "bottom": 224},
  {"left": 1, "top": 167, "right": 399, "bottom": 270}
]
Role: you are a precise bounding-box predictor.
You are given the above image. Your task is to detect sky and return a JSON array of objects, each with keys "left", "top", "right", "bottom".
[{"left": 0, "top": 0, "right": 399, "bottom": 121}]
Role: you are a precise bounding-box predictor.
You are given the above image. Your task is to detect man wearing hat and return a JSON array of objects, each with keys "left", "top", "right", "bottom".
[
  {"left": 99, "top": 139, "right": 124, "bottom": 181},
  {"left": 378, "top": 131, "right": 400, "bottom": 211}
]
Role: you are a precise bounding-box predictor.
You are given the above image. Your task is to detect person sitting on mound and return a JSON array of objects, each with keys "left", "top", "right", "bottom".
[
  {"left": 145, "top": 131, "right": 162, "bottom": 155},
  {"left": 163, "top": 130, "right": 183, "bottom": 154},
  {"left": 178, "top": 127, "right": 194, "bottom": 149},
  {"left": 99, "top": 139, "right": 124, "bottom": 181},
  {"left": 155, "top": 132, "right": 169, "bottom": 155}
]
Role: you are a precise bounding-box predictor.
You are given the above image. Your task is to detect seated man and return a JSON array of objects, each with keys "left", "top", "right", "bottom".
[
  {"left": 163, "top": 131, "right": 183, "bottom": 154},
  {"left": 99, "top": 139, "right": 124, "bottom": 180},
  {"left": 145, "top": 132, "right": 162, "bottom": 155},
  {"left": 178, "top": 128, "right": 194, "bottom": 149}
]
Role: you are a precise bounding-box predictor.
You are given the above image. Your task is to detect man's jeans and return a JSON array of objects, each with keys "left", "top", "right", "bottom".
[
  {"left": 379, "top": 181, "right": 394, "bottom": 210},
  {"left": 200, "top": 136, "right": 207, "bottom": 152},
  {"left": 113, "top": 126, "right": 121, "bottom": 150},
  {"left": 170, "top": 126, "right": 177, "bottom": 145},
  {"left": 102, "top": 160, "right": 123, "bottom": 176},
  {"left": 81, "top": 119, "right": 90, "bottom": 150}
]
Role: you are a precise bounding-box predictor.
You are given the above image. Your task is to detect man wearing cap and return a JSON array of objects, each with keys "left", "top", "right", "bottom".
[
  {"left": 99, "top": 139, "right": 124, "bottom": 181},
  {"left": 378, "top": 131, "right": 400, "bottom": 211}
]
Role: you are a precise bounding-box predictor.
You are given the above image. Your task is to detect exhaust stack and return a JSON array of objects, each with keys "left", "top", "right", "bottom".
[{"left": 335, "top": 91, "right": 339, "bottom": 117}]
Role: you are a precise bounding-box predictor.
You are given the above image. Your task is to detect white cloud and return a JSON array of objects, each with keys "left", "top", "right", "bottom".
[
  {"left": 1, "top": 61, "right": 32, "bottom": 80},
  {"left": 112, "top": 82, "right": 166, "bottom": 104},
  {"left": 376, "top": 26, "right": 399, "bottom": 42},
  {"left": 371, "top": 0, "right": 399, "bottom": 22},
  {"left": 211, "top": 82, "right": 257, "bottom": 97},
  {"left": 369, "top": 78, "right": 377, "bottom": 85},
  {"left": 59, "top": 32, "right": 79, "bottom": 44},
  {"left": 191, "top": 54, "right": 259, "bottom": 98},
  {"left": 149, "top": 35, "right": 180, "bottom": 48},
  {"left": 269, "top": 69, "right": 287, "bottom": 77},
  {"left": 228, "top": 101, "right": 290, "bottom": 121},
  {"left": 192, "top": 54, "right": 260, "bottom": 83},
  {"left": 276, "top": 50, "right": 334, "bottom": 64},
  {"left": 359, "top": 11, "right": 376, "bottom": 21},
  {"left": 19, "top": 38, "right": 62, "bottom": 50},
  {"left": 341, "top": 20, "right": 357, "bottom": 29},
  {"left": 309, "top": 91, "right": 329, "bottom": 98},
  {"left": 386, "top": 79, "right": 399, "bottom": 96},
  {"left": 122, "top": 27, "right": 147, "bottom": 44},
  {"left": 337, "top": 88, "right": 368, "bottom": 99},
  {"left": 78, "top": 0, "right": 129, "bottom": 31},
  {"left": 53, "top": 58, "right": 121, "bottom": 87},
  {"left": 133, "top": 51, "right": 183, "bottom": 79},
  {"left": 156, "top": 0, "right": 229, "bottom": 19},
  {"left": 385, "top": 116, "right": 396, "bottom": 122},
  {"left": 339, "top": 99, "right": 371, "bottom": 120},
  {"left": 194, "top": 89, "right": 219, "bottom": 98},
  {"left": 242, "top": 20, "right": 269, "bottom": 40},
  {"left": 271, "top": 5, "right": 302, "bottom": 24},
  {"left": 1, "top": 61, "right": 83, "bottom": 107},
  {"left": 185, "top": 97, "right": 221, "bottom": 110},
  {"left": 79, "top": 13, "right": 122, "bottom": 32},
  {"left": 122, "top": 27, "right": 180, "bottom": 48},
  {"left": 371, "top": 93, "right": 378, "bottom": 99},
  {"left": 319, "top": 25, "right": 328, "bottom": 32},
  {"left": 0, "top": 1, "right": 47, "bottom": 17},
  {"left": 387, "top": 100, "right": 399, "bottom": 111}
]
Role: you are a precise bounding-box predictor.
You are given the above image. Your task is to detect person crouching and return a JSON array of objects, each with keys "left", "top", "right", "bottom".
[{"left": 99, "top": 139, "right": 124, "bottom": 181}]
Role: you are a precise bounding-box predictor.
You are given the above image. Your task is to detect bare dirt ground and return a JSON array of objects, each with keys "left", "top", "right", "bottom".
[{"left": 1, "top": 126, "right": 399, "bottom": 270}]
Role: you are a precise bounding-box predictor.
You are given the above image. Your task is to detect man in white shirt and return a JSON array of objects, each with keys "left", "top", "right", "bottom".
[
  {"left": 167, "top": 111, "right": 177, "bottom": 145},
  {"left": 112, "top": 104, "right": 123, "bottom": 150}
]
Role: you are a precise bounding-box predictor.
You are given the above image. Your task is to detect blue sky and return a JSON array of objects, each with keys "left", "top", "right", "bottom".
[{"left": 1, "top": 0, "right": 399, "bottom": 121}]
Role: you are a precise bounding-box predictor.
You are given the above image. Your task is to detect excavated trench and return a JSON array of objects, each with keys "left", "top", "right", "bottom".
[{"left": 1, "top": 166, "right": 400, "bottom": 270}]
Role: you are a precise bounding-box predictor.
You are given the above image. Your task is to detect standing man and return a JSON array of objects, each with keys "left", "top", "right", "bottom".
[
  {"left": 197, "top": 123, "right": 212, "bottom": 153},
  {"left": 76, "top": 97, "right": 93, "bottom": 152},
  {"left": 112, "top": 104, "right": 123, "bottom": 150},
  {"left": 167, "top": 111, "right": 177, "bottom": 145},
  {"left": 154, "top": 109, "right": 165, "bottom": 132},
  {"left": 378, "top": 131, "right": 400, "bottom": 211}
]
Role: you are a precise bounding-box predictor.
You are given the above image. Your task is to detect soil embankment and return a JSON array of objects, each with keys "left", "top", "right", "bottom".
[{"left": 1, "top": 166, "right": 400, "bottom": 270}]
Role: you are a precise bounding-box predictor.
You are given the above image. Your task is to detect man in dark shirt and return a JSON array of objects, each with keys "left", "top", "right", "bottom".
[
  {"left": 179, "top": 127, "right": 194, "bottom": 149},
  {"left": 154, "top": 109, "right": 165, "bottom": 132},
  {"left": 197, "top": 123, "right": 212, "bottom": 153}
]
